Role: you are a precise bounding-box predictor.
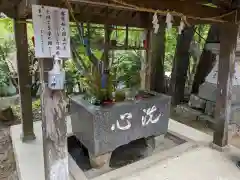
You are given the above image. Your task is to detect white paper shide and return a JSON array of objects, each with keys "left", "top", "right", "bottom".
[{"left": 32, "top": 5, "right": 71, "bottom": 58}]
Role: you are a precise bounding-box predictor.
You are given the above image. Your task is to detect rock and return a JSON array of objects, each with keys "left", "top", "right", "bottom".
[
  {"left": 8, "top": 171, "right": 19, "bottom": 180},
  {"left": 231, "top": 107, "right": 240, "bottom": 125},
  {"left": 0, "top": 108, "right": 15, "bottom": 121},
  {"left": 174, "top": 104, "right": 202, "bottom": 121},
  {"left": 89, "top": 152, "right": 112, "bottom": 169},
  {"left": 0, "top": 95, "right": 19, "bottom": 111},
  {"left": 204, "top": 101, "right": 215, "bottom": 117},
  {"left": 188, "top": 94, "right": 206, "bottom": 110}
]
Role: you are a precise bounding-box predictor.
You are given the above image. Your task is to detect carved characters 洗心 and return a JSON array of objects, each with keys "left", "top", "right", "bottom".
[{"left": 111, "top": 105, "right": 163, "bottom": 131}]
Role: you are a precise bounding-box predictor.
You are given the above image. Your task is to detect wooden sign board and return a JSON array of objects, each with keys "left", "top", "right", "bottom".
[{"left": 32, "top": 5, "right": 71, "bottom": 58}]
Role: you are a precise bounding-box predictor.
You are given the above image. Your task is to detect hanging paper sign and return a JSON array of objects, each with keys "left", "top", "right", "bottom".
[{"left": 32, "top": 5, "right": 71, "bottom": 58}]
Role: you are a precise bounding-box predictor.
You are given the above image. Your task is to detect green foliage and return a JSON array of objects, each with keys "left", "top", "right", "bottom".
[
  {"left": 32, "top": 99, "right": 41, "bottom": 110},
  {"left": 165, "top": 28, "right": 177, "bottom": 72},
  {"left": 0, "top": 40, "right": 15, "bottom": 96},
  {"left": 112, "top": 50, "right": 141, "bottom": 88}
]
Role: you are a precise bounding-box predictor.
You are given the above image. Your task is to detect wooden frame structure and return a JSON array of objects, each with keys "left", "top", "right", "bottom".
[
  {"left": 2, "top": 0, "right": 239, "bottom": 145},
  {"left": 1, "top": 0, "right": 240, "bottom": 178}
]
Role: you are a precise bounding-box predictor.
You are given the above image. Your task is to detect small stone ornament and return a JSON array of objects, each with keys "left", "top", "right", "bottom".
[
  {"left": 166, "top": 12, "right": 173, "bottom": 30},
  {"left": 48, "top": 56, "right": 65, "bottom": 90},
  {"left": 152, "top": 12, "right": 159, "bottom": 34},
  {"left": 178, "top": 17, "right": 185, "bottom": 35}
]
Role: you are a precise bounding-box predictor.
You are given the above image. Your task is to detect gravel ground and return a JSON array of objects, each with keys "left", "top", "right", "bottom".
[{"left": 0, "top": 125, "right": 18, "bottom": 180}]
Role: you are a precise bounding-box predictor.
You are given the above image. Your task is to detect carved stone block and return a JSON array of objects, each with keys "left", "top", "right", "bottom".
[{"left": 70, "top": 91, "right": 171, "bottom": 162}]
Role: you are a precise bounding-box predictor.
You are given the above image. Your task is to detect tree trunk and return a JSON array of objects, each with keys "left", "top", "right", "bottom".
[
  {"left": 191, "top": 24, "right": 220, "bottom": 94},
  {"left": 149, "top": 21, "right": 166, "bottom": 93},
  {"left": 170, "top": 26, "right": 195, "bottom": 106}
]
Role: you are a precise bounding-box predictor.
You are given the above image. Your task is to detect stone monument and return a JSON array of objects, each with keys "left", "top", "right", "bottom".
[{"left": 190, "top": 40, "right": 240, "bottom": 125}]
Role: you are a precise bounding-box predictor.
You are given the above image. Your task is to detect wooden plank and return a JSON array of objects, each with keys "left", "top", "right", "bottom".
[
  {"left": 213, "top": 24, "right": 239, "bottom": 147},
  {"left": 14, "top": 13, "right": 35, "bottom": 141}
]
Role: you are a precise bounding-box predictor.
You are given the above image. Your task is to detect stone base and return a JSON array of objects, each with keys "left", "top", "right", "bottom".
[
  {"left": 209, "top": 142, "right": 230, "bottom": 152},
  {"left": 144, "top": 136, "right": 156, "bottom": 156},
  {"left": 21, "top": 133, "right": 36, "bottom": 142},
  {"left": 199, "top": 81, "right": 240, "bottom": 104},
  {"left": 89, "top": 152, "right": 112, "bottom": 169},
  {"left": 204, "top": 101, "right": 215, "bottom": 117}
]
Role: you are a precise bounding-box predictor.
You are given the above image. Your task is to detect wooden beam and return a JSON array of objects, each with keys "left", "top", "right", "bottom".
[
  {"left": 213, "top": 23, "right": 239, "bottom": 147},
  {"left": 14, "top": 15, "right": 35, "bottom": 141},
  {"left": 72, "top": 5, "right": 150, "bottom": 28},
  {"left": 167, "top": 0, "right": 232, "bottom": 9},
  {"left": 109, "top": 0, "right": 227, "bottom": 18}
]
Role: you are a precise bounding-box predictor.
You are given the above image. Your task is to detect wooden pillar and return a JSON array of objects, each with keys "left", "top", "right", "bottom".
[
  {"left": 32, "top": 1, "right": 68, "bottom": 179},
  {"left": 141, "top": 29, "right": 151, "bottom": 90},
  {"left": 104, "top": 24, "right": 111, "bottom": 69},
  {"left": 14, "top": 17, "right": 35, "bottom": 141},
  {"left": 213, "top": 24, "right": 239, "bottom": 147},
  {"left": 40, "top": 58, "right": 68, "bottom": 180}
]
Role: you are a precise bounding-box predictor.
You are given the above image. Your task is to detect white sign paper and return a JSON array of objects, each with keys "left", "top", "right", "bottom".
[{"left": 32, "top": 5, "right": 71, "bottom": 58}]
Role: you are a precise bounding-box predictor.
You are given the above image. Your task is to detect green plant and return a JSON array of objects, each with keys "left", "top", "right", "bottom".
[
  {"left": 0, "top": 40, "right": 15, "bottom": 96},
  {"left": 112, "top": 50, "right": 142, "bottom": 89},
  {"left": 32, "top": 99, "right": 41, "bottom": 110}
]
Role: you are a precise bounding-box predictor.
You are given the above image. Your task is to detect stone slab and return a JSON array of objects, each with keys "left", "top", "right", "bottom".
[
  {"left": 10, "top": 117, "right": 75, "bottom": 180},
  {"left": 117, "top": 146, "right": 240, "bottom": 180},
  {"left": 199, "top": 82, "right": 240, "bottom": 104},
  {"left": 188, "top": 94, "right": 206, "bottom": 110},
  {"left": 0, "top": 95, "right": 19, "bottom": 110},
  {"left": 11, "top": 118, "right": 223, "bottom": 180},
  {"left": 174, "top": 104, "right": 203, "bottom": 121}
]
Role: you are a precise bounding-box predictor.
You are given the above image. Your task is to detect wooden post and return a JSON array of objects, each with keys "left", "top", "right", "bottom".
[
  {"left": 125, "top": 24, "right": 129, "bottom": 48},
  {"left": 39, "top": 59, "right": 68, "bottom": 180},
  {"left": 149, "top": 20, "right": 166, "bottom": 93},
  {"left": 14, "top": 17, "right": 35, "bottom": 141},
  {"left": 141, "top": 29, "right": 151, "bottom": 90},
  {"left": 213, "top": 24, "right": 239, "bottom": 147},
  {"left": 170, "top": 26, "right": 195, "bottom": 105},
  {"left": 104, "top": 24, "right": 111, "bottom": 69},
  {"left": 29, "top": 0, "right": 69, "bottom": 179}
]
